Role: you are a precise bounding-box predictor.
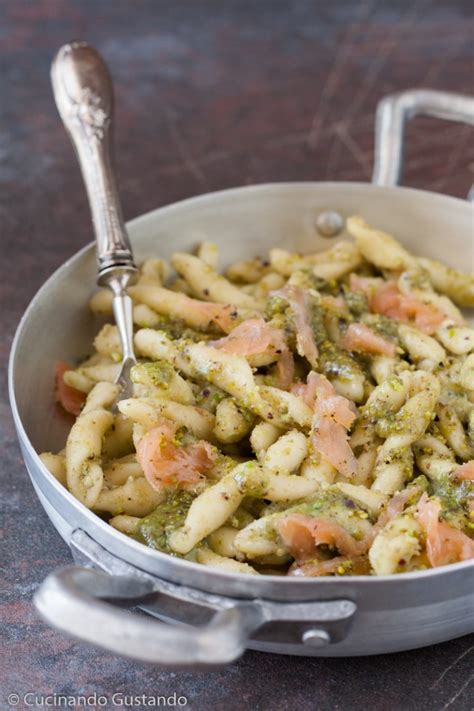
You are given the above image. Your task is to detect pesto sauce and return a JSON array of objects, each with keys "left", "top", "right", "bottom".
[
  {"left": 288, "top": 269, "right": 337, "bottom": 293},
  {"left": 306, "top": 296, "right": 364, "bottom": 381},
  {"left": 319, "top": 341, "right": 363, "bottom": 381},
  {"left": 194, "top": 384, "right": 227, "bottom": 412},
  {"left": 362, "top": 313, "right": 399, "bottom": 341},
  {"left": 238, "top": 403, "right": 256, "bottom": 424},
  {"left": 408, "top": 474, "right": 429, "bottom": 495},
  {"left": 430, "top": 475, "right": 473, "bottom": 531},
  {"left": 133, "top": 490, "right": 195, "bottom": 554},
  {"left": 313, "top": 276, "right": 339, "bottom": 294},
  {"left": 400, "top": 269, "right": 433, "bottom": 292},
  {"left": 181, "top": 327, "right": 215, "bottom": 342},
  {"left": 286, "top": 269, "right": 316, "bottom": 291},
  {"left": 151, "top": 317, "right": 188, "bottom": 339},
  {"left": 152, "top": 318, "right": 214, "bottom": 341},
  {"left": 308, "top": 299, "right": 328, "bottom": 347},
  {"left": 287, "top": 488, "right": 375, "bottom": 530},
  {"left": 131, "top": 360, "right": 174, "bottom": 387},
  {"left": 431, "top": 476, "right": 474, "bottom": 511},
  {"left": 265, "top": 296, "right": 288, "bottom": 319},
  {"left": 343, "top": 289, "right": 368, "bottom": 317},
  {"left": 233, "top": 462, "right": 268, "bottom": 497}
]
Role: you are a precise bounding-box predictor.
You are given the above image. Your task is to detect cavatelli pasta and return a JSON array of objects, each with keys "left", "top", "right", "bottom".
[{"left": 44, "top": 217, "right": 474, "bottom": 577}]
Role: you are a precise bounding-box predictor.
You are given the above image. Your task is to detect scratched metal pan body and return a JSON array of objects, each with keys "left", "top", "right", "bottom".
[{"left": 8, "top": 90, "right": 474, "bottom": 665}]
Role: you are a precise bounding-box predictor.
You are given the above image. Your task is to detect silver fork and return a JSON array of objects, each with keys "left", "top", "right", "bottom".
[{"left": 51, "top": 41, "right": 138, "bottom": 401}]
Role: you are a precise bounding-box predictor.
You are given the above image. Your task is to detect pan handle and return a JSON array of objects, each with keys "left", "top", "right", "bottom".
[
  {"left": 34, "top": 565, "right": 264, "bottom": 667},
  {"left": 372, "top": 89, "right": 474, "bottom": 197},
  {"left": 34, "top": 564, "right": 356, "bottom": 667}
]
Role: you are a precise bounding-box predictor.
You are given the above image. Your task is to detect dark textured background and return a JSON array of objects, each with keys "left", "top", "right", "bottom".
[{"left": 1, "top": 1, "right": 473, "bottom": 709}]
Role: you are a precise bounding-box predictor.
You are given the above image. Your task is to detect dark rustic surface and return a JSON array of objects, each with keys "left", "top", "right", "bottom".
[{"left": 1, "top": 1, "right": 473, "bottom": 709}]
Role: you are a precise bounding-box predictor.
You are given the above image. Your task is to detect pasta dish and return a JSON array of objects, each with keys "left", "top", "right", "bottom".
[{"left": 40, "top": 216, "right": 474, "bottom": 576}]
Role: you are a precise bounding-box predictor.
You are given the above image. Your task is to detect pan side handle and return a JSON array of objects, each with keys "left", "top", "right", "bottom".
[
  {"left": 34, "top": 565, "right": 356, "bottom": 667},
  {"left": 372, "top": 89, "right": 474, "bottom": 199},
  {"left": 34, "top": 565, "right": 264, "bottom": 667},
  {"left": 33, "top": 531, "right": 357, "bottom": 668}
]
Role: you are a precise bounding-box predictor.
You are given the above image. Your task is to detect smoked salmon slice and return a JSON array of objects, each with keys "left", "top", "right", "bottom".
[
  {"left": 416, "top": 493, "right": 474, "bottom": 566},
  {"left": 279, "top": 484, "right": 420, "bottom": 575},
  {"left": 451, "top": 461, "right": 474, "bottom": 481},
  {"left": 211, "top": 318, "right": 281, "bottom": 355},
  {"left": 55, "top": 361, "right": 86, "bottom": 416},
  {"left": 194, "top": 300, "right": 242, "bottom": 333},
  {"left": 279, "top": 285, "right": 319, "bottom": 368},
  {"left": 278, "top": 513, "right": 368, "bottom": 558},
  {"left": 372, "top": 282, "right": 446, "bottom": 335},
  {"left": 309, "top": 373, "right": 358, "bottom": 477},
  {"left": 288, "top": 555, "right": 369, "bottom": 577},
  {"left": 275, "top": 347, "right": 295, "bottom": 391},
  {"left": 136, "top": 418, "right": 215, "bottom": 492},
  {"left": 351, "top": 278, "right": 447, "bottom": 335},
  {"left": 211, "top": 317, "right": 294, "bottom": 389},
  {"left": 341, "top": 322, "right": 396, "bottom": 357}
]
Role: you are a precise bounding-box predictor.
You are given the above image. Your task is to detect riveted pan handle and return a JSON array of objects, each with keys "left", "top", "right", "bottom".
[
  {"left": 34, "top": 565, "right": 356, "bottom": 666},
  {"left": 372, "top": 89, "right": 474, "bottom": 198},
  {"left": 34, "top": 566, "right": 264, "bottom": 667},
  {"left": 34, "top": 528, "right": 357, "bottom": 667},
  {"left": 34, "top": 566, "right": 356, "bottom": 669}
]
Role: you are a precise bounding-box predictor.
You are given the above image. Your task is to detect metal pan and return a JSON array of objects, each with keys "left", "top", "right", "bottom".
[{"left": 9, "top": 89, "right": 474, "bottom": 666}]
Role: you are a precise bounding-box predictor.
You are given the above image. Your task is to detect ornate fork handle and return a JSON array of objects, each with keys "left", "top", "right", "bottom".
[
  {"left": 51, "top": 41, "right": 137, "bottom": 284},
  {"left": 51, "top": 42, "right": 138, "bottom": 395}
]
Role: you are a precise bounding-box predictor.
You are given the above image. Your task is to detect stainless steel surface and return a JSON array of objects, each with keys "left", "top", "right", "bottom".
[
  {"left": 302, "top": 629, "right": 331, "bottom": 647},
  {"left": 373, "top": 88, "right": 474, "bottom": 191},
  {"left": 51, "top": 41, "right": 138, "bottom": 390},
  {"left": 9, "top": 87, "right": 474, "bottom": 666},
  {"left": 110, "top": 274, "right": 136, "bottom": 399},
  {"left": 35, "top": 531, "right": 356, "bottom": 665},
  {"left": 315, "top": 210, "right": 344, "bottom": 237},
  {"left": 51, "top": 41, "right": 137, "bottom": 279},
  {"left": 35, "top": 566, "right": 263, "bottom": 667}
]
